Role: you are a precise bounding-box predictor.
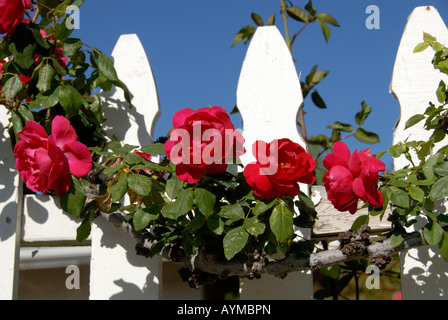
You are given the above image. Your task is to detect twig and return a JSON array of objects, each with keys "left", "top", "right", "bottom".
[{"left": 95, "top": 207, "right": 428, "bottom": 281}]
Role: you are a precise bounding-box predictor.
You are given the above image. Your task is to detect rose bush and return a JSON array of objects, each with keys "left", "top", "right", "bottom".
[
  {"left": 0, "top": 0, "right": 32, "bottom": 35},
  {"left": 164, "top": 106, "right": 245, "bottom": 183},
  {"left": 243, "top": 138, "right": 316, "bottom": 199},
  {"left": 14, "top": 116, "right": 92, "bottom": 195},
  {"left": 322, "top": 141, "right": 385, "bottom": 214},
  {"left": 2, "top": 0, "right": 448, "bottom": 289}
]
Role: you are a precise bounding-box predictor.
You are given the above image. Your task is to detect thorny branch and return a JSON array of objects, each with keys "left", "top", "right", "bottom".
[{"left": 96, "top": 208, "right": 428, "bottom": 288}]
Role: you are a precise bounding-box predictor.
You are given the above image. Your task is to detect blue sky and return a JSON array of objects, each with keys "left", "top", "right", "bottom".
[{"left": 72, "top": 0, "right": 448, "bottom": 169}]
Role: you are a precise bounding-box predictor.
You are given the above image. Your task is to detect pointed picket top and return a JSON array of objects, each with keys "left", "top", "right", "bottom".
[
  {"left": 237, "top": 26, "right": 306, "bottom": 166},
  {"left": 236, "top": 25, "right": 312, "bottom": 300},
  {"left": 390, "top": 6, "right": 448, "bottom": 300},
  {"left": 92, "top": 34, "right": 162, "bottom": 300},
  {"left": 390, "top": 6, "right": 448, "bottom": 167},
  {"left": 102, "top": 34, "right": 161, "bottom": 146}
]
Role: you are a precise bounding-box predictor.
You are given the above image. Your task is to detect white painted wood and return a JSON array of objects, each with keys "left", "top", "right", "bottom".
[
  {"left": 91, "top": 34, "right": 163, "bottom": 300},
  {"left": 102, "top": 34, "right": 161, "bottom": 145},
  {"left": 236, "top": 26, "right": 312, "bottom": 300},
  {"left": 0, "top": 107, "right": 22, "bottom": 300},
  {"left": 89, "top": 218, "right": 162, "bottom": 300},
  {"left": 390, "top": 6, "right": 448, "bottom": 300},
  {"left": 311, "top": 186, "right": 391, "bottom": 238},
  {"left": 21, "top": 194, "right": 87, "bottom": 243}
]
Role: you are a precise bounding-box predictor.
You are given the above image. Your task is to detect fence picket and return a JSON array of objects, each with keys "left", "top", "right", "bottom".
[
  {"left": 390, "top": 6, "right": 448, "bottom": 299},
  {"left": 0, "top": 107, "right": 22, "bottom": 300},
  {"left": 90, "top": 34, "right": 162, "bottom": 300},
  {"left": 237, "top": 26, "right": 313, "bottom": 300}
]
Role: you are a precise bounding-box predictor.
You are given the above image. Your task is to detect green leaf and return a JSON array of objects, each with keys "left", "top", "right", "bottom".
[
  {"left": 286, "top": 7, "right": 308, "bottom": 23},
  {"left": 434, "top": 162, "right": 448, "bottom": 176},
  {"left": 122, "top": 153, "right": 144, "bottom": 165},
  {"left": 139, "top": 143, "right": 166, "bottom": 155},
  {"left": 207, "top": 215, "right": 224, "bottom": 235},
  {"left": 166, "top": 173, "right": 184, "bottom": 199},
  {"left": 60, "top": 177, "right": 86, "bottom": 218},
  {"left": 389, "top": 186, "right": 410, "bottom": 208},
  {"left": 318, "top": 20, "right": 331, "bottom": 43},
  {"left": 319, "top": 265, "right": 340, "bottom": 279},
  {"left": 10, "top": 41, "right": 36, "bottom": 70},
  {"left": 133, "top": 206, "right": 159, "bottom": 231},
  {"left": 110, "top": 173, "right": 128, "bottom": 202},
  {"left": 431, "top": 128, "right": 446, "bottom": 143},
  {"left": 388, "top": 144, "right": 403, "bottom": 158},
  {"left": 267, "top": 14, "right": 275, "bottom": 26},
  {"left": 243, "top": 216, "right": 265, "bottom": 236},
  {"left": 311, "top": 90, "right": 327, "bottom": 109},
  {"left": 194, "top": 188, "right": 216, "bottom": 217},
  {"left": 11, "top": 110, "right": 23, "bottom": 139},
  {"left": 54, "top": 17, "right": 73, "bottom": 40},
  {"left": 436, "top": 80, "right": 447, "bottom": 103},
  {"left": 18, "top": 105, "right": 34, "bottom": 121},
  {"left": 57, "top": 85, "right": 84, "bottom": 117},
  {"left": 50, "top": 57, "right": 67, "bottom": 76},
  {"left": 307, "top": 134, "right": 329, "bottom": 148},
  {"left": 413, "top": 42, "right": 430, "bottom": 53},
  {"left": 231, "top": 25, "right": 255, "bottom": 47},
  {"left": 3, "top": 75, "right": 23, "bottom": 99},
  {"left": 404, "top": 114, "right": 425, "bottom": 129},
  {"left": 223, "top": 226, "right": 249, "bottom": 260},
  {"left": 253, "top": 199, "right": 277, "bottom": 216},
  {"left": 219, "top": 204, "right": 245, "bottom": 221},
  {"left": 354, "top": 128, "right": 380, "bottom": 144},
  {"left": 326, "top": 121, "right": 353, "bottom": 132},
  {"left": 36, "top": 64, "right": 56, "bottom": 93},
  {"left": 270, "top": 203, "right": 294, "bottom": 243},
  {"left": 390, "top": 231, "right": 405, "bottom": 248},
  {"left": 351, "top": 215, "right": 369, "bottom": 232},
  {"left": 316, "top": 13, "right": 340, "bottom": 27},
  {"left": 309, "top": 69, "right": 329, "bottom": 84},
  {"left": 355, "top": 101, "right": 372, "bottom": 126},
  {"left": 63, "top": 38, "right": 83, "bottom": 56},
  {"left": 423, "top": 32, "right": 437, "bottom": 42},
  {"left": 127, "top": 174, "right": 152, "bottom": 196},
  {"left": 97, "top": 52, "right": 119, "bottom": 82},
  {"left": 161, "top": 188, "right": 194, "bottom": 220},
  {"left": 251, "top": 12, "right": 264, "bottom": 26},
  {"left": 304, "top": 0, "right": 317, "bottom": 16},
  {"left": 407, "top": 185, "right": 425, "bottom": 203},
  {"left": 422, "top": 154, "right": 441, "bottom": 180},
  {"left": 430, "top": 176, "right": 448, "bottom": 201},
  {"left": 423, "top": 220, "right": 444, "bottom": 246},
  {"left": 439, "top": 231, "right": 448, "bottom": 262},
  {"left": 418, "top": 139, "right": 434, "bottom": 160},
  {"left": 76, "top": 219, "right": 91, "bottom": 243},
  {"left": 294, "top": 192, "right": 318, "bottom": 228}
]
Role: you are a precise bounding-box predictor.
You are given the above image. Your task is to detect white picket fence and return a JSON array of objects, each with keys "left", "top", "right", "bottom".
[{"left": 1, "top": 6, "right": 448, "bottom": 300}]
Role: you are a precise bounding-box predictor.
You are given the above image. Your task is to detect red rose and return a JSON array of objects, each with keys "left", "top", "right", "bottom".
[
  {"left": 322, "top": 141, "right": 385, "bottom": 214},
  {"left": 243, "top": 138, "right": 316, "bottom": 200},
  {"left": 0, "top": 0, "right": 33, "bottom": 36},
  {"left": 14, "top": 116, "right": 92, "bottom": 195},
  {"left": 164, "top": 106, "right": 245, "bottom": 184}
]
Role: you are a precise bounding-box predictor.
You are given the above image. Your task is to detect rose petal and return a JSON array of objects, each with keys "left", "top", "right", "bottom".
[
  {"left": 323, "top": 141, "right": 351, "bottom": 170},
  {"left": 50, "top": 116, "right": 78, "bottom": 148},
  {"left": 62, "top": 141, "right": 92, "bottom": 177},
  {"left": 172, "top": 108, "right": 195, "bottom": 128},
  {"left": 176, "top": 163, "right": 206, "bottom": 184},
  {"left": 352, "top": 177, "right": 366, "bottom": 199}
]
